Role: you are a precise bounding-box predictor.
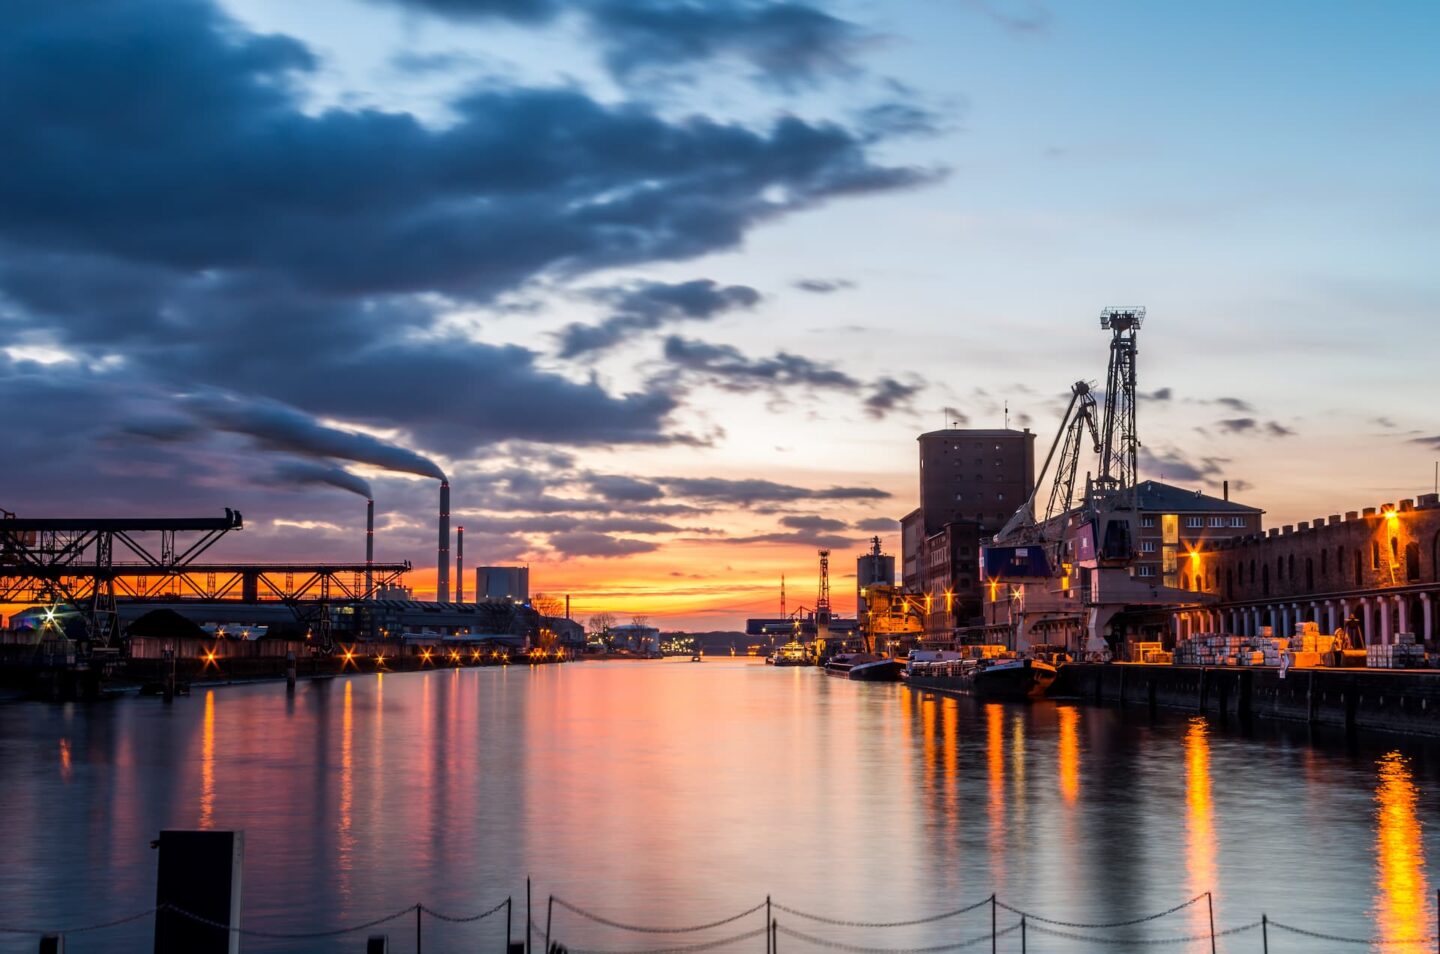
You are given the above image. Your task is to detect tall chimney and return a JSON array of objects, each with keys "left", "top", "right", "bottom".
[
  {"left": 455, "top": 526, "right": 465, "bottom": 603},
  {"left": 365, "top": 498, "right": 375, "bottom": 597},
  {"left": 1223, "top": 479, "right": 1229, "bottom": 501},
  {"left": 437, "top": 480, "right": 451, "bottom": 603}
]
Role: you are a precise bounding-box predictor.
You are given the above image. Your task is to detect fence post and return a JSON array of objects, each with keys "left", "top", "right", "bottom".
[
  {"left": 526, "top": 879, "right": 532, "bottom": 954},
  {"left": 765, "top": 896, "right": 771, "bottom": 954},
  {"left": 507, "top": 897, "right": 513, "bottom": 954},
  {"left": 38, "top": 935, "right": 63, "bottom": 954},
  {"left": 1207, "top": 891, "right": 1216, "bottom": 954},
  {"left": 415, "top": 904, "right": 422, "bottom": 954},
  {"left": 771, "top": 919, "right": 777, "bottom": 954},
  {"left": 1262, "top": 914, "right": 1268, "bottom": 954},
  {"left": 990, "top": 893, "right": 997, "bottom": 954},
  {"left": 545, "top": 896, "right": 554, "bottom": 954},
  {"left": 1020, "top": 915, "right": 1026, "bottom": 954},
  {"left": 365, "top": 936, "right": 388, "bottom": 954}
]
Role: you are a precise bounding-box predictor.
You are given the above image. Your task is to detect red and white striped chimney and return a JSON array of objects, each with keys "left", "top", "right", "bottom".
[
  {"left": 455, "top": 526, "right": 465, "bottom": 603},
  {"left": 365, "top": 498, "right": 375, "bottom": 597},
  {"left": 437, "top": 480, "right": 451, "bottom": 603}
]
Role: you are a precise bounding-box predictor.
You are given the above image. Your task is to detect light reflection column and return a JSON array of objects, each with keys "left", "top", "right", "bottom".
[
  {"left": 199, "top": 690, "right": 215, "bottom": 829},
  {"left": 986, "top": 704, "right": 1006, "bottom": 890},
  {"left": 1057, "top": 706, "right": 1079, "bottom": 805},
  {"left": 1183, "top": 717, "right": 1214, "bottom": 941},
  {"left": 1373, "top": 751, "right": 1429, "bottom": 953}
]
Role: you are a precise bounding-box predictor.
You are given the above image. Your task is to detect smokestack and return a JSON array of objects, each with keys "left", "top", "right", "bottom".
[
  {"left": 365, "top": 498, "right": 375, "bottom": 596},
  {"left": 455, "top": 526, "right": 465, "bottom": 603},
  {"left": 1223, "top": 479, "right": 1229, "bottom": 501},
  {"left": 565, "top": 594, "right": 570, "bottom": 620},
  {"left": 438, "top": 480, "right": 450, "bottom": 603}
]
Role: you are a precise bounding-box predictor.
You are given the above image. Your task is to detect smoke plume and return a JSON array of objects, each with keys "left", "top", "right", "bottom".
[{"left": 266, "top": 459, "right": 373, "bottom": 498}]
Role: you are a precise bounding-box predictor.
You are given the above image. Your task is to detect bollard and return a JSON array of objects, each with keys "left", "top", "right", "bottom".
[
  {"left": 39, "top": 935, "right": 63, "bottom": 954},
  {"left": 366, "top": 936, "right": 388, "bottom": 954},
  {"left": 153, "top": 830, "right": 244, "bottom": 954},
  {"left": 286, "top": 651, "right": 297, "bottom": 693}
]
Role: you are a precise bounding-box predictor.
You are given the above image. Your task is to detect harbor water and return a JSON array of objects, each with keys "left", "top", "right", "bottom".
[{"left": 0, "top": 658, "right": 1436, "bottom": 952}]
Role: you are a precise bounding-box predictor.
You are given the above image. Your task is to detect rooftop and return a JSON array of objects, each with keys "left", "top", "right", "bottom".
[{"left": 1131, "top": 480, "right": 1263, "bottom": 515}]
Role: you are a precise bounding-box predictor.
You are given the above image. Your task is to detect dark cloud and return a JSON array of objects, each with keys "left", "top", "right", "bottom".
[
  {"left": 1373, "top": 416, "right": 1397, "bottom": 429},
  {"left": 548, "top": 531, "right": 659, "bottom": 558},
  {"left": 725, "top": 530, "right": 857, "bottom": 548},
  {"left": 780, "top": 514, "right": 847, "bottom": 532},
  {"left": 375, "top": 0, "right": 866, "bottom": 87},
  {"left": 1265, "top": 421, "right": 1296, "bottom": 438},
  {"left": 1141, "top": 387, "right": 1173, "bottom": 401},
  {"left": 663, "top": 336, "right": 861, "bottom": 391},
  {"left": 793, "top": 278, "right": 855, "bottom": 294},
  {"left": 1139, "top": 447, "right": 1229, "bottom": 483},
  {"left": 660, "top": 477, "right": 889, "bottom": 504},
  {"left": 1217, "top": 418, "right": 1258, "bottom": 434},
  {"left": 855, "top": 517, "right": 899, "bottom": 532},
  {"left": 0, "top": 0, "right": 933, "bottom": 470},
  {"left": 863, "top": 377, "right": 923, "bottom": 419},
  {"left": 591, "top": 0, "right": 866, "bottom": 87},
  {"left": 1212, "top": 397, "right": 1254, "bottom": 413},
  {"left": 586, "top": 474, "right": 665, "bottom": 503},
  {"left": 943, "top": 406, "right": 970, "bottom": 426},
  {"left": 1409, "top": 435, "right": 1440, "bottom": 451},
  {"left": 556, "top": 279, "right": 760, "bottom": 358}
]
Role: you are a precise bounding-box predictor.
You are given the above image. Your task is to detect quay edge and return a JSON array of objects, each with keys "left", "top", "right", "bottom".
[{"left": 1052, "top": 663, "right": 1440, "bottom": 739}]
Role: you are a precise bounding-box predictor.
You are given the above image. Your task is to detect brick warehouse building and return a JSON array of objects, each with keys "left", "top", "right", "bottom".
[
  {"left": 1168, "top": 492, "right": 1440, "bottom": 646},
  {"left": 909, "top": 427, "right": 1036, "bottom": 634}
]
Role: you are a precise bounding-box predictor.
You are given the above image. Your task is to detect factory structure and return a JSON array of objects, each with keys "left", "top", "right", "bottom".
[{"left": 0, "top": 471, "right": 582, "bottom": 680}]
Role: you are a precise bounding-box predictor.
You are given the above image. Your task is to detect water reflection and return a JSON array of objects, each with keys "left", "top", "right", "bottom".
[
  {"left": 1057, "top": 706, "right": 1079, "bottom": 805},
  {"left": 1374, "top": 751, "right": 1430, "bottom": 952},
  {"left": 58, "top": 739, "right": 71, "bottom": 783},
  {"left": 986, "top": 703, "right": 1006, "bottom": 889},
  {"left": 1184, "top": 717, "right": 1214, "bottom": 938},
  {"left": 338, "top": 679, "right": 354, "bottom": 895},
  {"left": 199, "top": 689, "right": 215, "bottom": 829}
]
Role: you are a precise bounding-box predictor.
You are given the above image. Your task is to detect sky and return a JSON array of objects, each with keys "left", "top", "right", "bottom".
[{"left": 2, "top": 0, "right": 1438, "bottom": 629}]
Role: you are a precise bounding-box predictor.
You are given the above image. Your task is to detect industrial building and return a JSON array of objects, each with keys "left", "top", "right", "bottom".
[
  {"left": 1166, "top": 492, "right": 1440, "bottom": 647},
  {"left": 477, "top": 566, "right": 530, "bottom": 602},
  {"left": 897, "top": 427, "right": 1036, "bottom": 636}
]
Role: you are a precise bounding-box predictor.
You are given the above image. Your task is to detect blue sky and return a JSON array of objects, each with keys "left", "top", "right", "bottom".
[{"left": 2, "top": 0, "right": 1437, "bottom": 624}]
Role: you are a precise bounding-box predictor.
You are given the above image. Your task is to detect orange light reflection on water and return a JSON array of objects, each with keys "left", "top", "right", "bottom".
[
  {"left": 986, "top": 703, "right": 1006, "bottom": 888},
  {"left": 1057, "top": 706, "right": 1079, "bottom": 805},
  {"left": 199, "top": 690, "right": 215, "bottom": 829},
  {"left": 1184, "top": 717, "right": 1214, "bottom": 938},
  {"left": 1374, "top": 751, "right": 1430, "bottom": 953}
]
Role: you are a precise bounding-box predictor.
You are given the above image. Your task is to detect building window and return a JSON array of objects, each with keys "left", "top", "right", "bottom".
[
  {"left": 996, "top": 492, "right": 1005, "bottom": 501},
  {"left": 1137, "top": 564, "right": 1156, "bottom": 578},
  {"left": 1228, "top": 516, "right": 1247, "bottom": 528},
  {"left": 1141, "top": 540, "right": 1157, "bottom": 553},
  {"left": 1208, "top": 516, "right": 1225, "bottom": 528},
  {"left": 1372, "top": 541, "right": 1381, "bottom": 568},
  {"left": 954, "top": 493, "right": 964, "bottom": 501},
  {"left": 1140, "top": 516, "right": 1156, "bottom": 528},
  {"left": 1184, "top": 516, "right": 1204, "bottom": 529}
]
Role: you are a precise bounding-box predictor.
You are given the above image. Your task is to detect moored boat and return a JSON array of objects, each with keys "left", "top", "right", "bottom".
[
  {"left": 825, "top": 652, "right": 904, "bottom": 682},
  {"left": 771, "top": 642, "right": 809, "bottom": 667},
  {"left": 905, "top": 652, "right": 1058, "bottom": 700}
]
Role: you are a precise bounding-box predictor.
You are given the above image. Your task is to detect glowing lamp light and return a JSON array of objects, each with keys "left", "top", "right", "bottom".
[
  {"left": 420, "top": 649, "right": 434, "bottom": 665},
  {"left": 341, "top": 647, "right": 357, "bottom": 668},
  {"left": 203, "top": 648, "right": 219, "bottom": 667}
]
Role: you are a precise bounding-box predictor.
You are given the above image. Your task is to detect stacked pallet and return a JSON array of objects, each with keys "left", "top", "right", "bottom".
[
  {"left": 1367, "top": 633, "right": 1426, "bottom": 669},
  {"left": 1173, "top": 633, "right": 1293, "bottom": 667}
]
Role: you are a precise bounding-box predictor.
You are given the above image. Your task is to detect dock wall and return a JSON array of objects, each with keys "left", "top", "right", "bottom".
[{"left": 1056, "top": 663, "right": 1440, "bottom": 738}]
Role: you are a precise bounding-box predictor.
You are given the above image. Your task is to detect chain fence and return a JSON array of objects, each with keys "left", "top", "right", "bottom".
[{"left": 4, "top": 890, "right": 1439, "bottom": 950}]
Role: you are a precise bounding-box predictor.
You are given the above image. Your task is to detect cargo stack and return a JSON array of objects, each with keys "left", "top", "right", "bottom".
[
  {"left": 1367, "top": 634, "right": 1426, "bottom": 669},
  {"left": 1173, "top": 633, "right": 1298, "bottom": 667}
]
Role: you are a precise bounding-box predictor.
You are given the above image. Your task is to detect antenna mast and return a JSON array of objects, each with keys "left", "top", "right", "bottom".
[{"left": 780, "top": 573, "right": 787, "bottom": 619}]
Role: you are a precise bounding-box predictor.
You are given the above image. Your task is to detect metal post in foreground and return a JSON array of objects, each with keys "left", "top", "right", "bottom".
[
  {"left": 526, "top": 879, "right": 532, "bottom": 954},
  {"left": 1020, "top": 915, "right": 1026, "bottom": 954},
  {"left": 545, "top": 896, "right": 554, "bottom": 954},
  {"left": 366, "top": 936, "right": 388, "bottom": 954},
  {"left": 507, "top": 897, "right": 514, "bottom": 954},
  {"left": 990, "top": 894, "right": 997, "bottom": 954},
  {"left": 1261, "top": 914, "right": 1268, "bottom": 954},
  {"left": 765, "top": 896, "right": 772, "bottom": 954},
  {"left": 1206, "top": 891, "right": 1216, "bottom": 954},
  {"left": 38, "top": 935, "right": 63, "bottom": 954},
  {"left": 415, "top": 904, "right": 422, "bottom": 954},
  {"left": 771, "top": 919, "right": 777, "bottom": 954}
]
